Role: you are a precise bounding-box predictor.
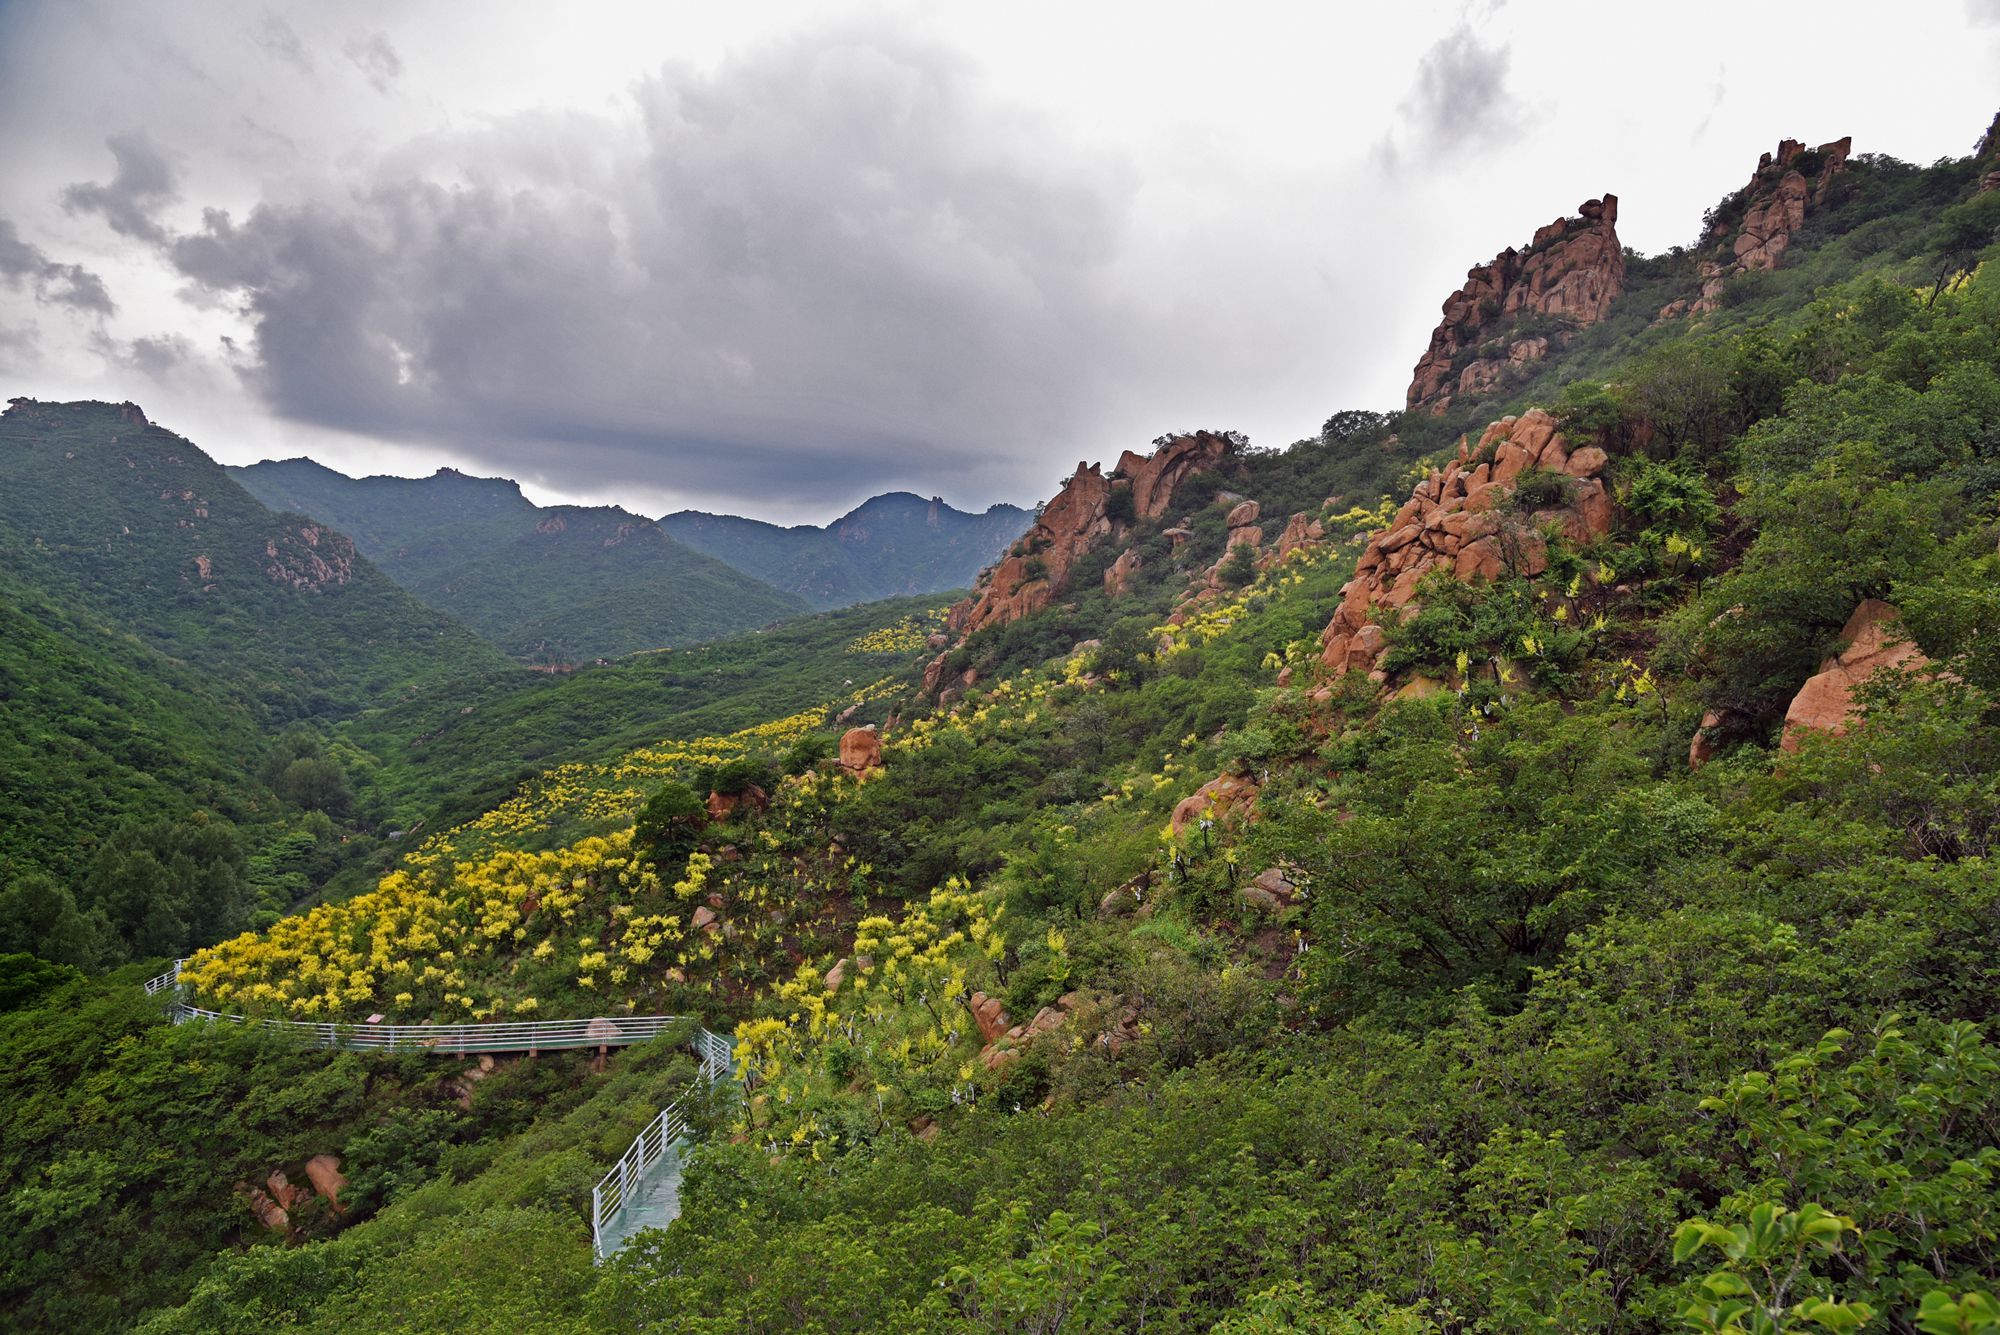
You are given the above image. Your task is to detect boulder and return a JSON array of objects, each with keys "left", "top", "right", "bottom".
[
  {"left": 305, "top": 1155, "right": 348, "bottom": 1213},
  {"left": 1275, "top": 512, "right": 1323, "bottom": 559},
  {"left": 1688, "top": 709, "right": 1729, "bottom": 771},
  {"left": 1104, "top": 548, "right": 1142, "bottom": 596},
  {"left": 1564, "top": 445, "right": 1609, "bottom": 477},
  {"left": 838, "top": 726, "right": 884, "bottom": 773},
  {"left": 1170, "top": 772, "right": 1260, "bottom": 836},
  {"left": 1780, "top": 600, "right": 1930, "bottom": 751},
  {"left": 968, "top": 991, "right": 1011, "bottom": 1044},
  {"left": 267, "top": 1170, "right": 308, "bottom": 1213},
  {"left": 1224, "top": 499, "right": 1261, "bottom": 529},
  {"left": 1238, "top": 867, "right": 1297, "bottom": 913},
  {"left": 242, "top": 1185, "right": 291, "bottom": 1233}
]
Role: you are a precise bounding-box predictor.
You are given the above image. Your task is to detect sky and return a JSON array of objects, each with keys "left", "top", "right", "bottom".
[{"left": 2, "top": 2, "right": 1997, "bottom": 524}]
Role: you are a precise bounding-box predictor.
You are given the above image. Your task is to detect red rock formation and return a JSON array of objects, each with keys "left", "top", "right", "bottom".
[
  {"left": 1273, "top": 512, "right": 1324, "bottom": 562},
  {"left": 706, "top": 783, "right": 769, "bottom": 821},
  {"left": 837, "top": 727, "right": 884, "bottom": 774},
  {"left": 1170, "top": 771, "right": 1260, "bottom": 836},
  {"left": 1318, "top": 409, "right": 1616, "bottom": 681},
  {"left": 967, "top": 990, "right": 1011, "bottom": 1043},
  {"left": 305, "top": 1154, "right": 348, "bottom": 1213},
  {"left": 241, "top": 1184, "right": 292, "bottom": 1233},
  {"left": 1408, "top": 197, "right": 1625, "bottom": 415},
  {"left": 1661, "top": 136, "right": 1852, "bottom": 319},
  {"left": 1780, "top": 600, "right": 1930, "bottom": 751},
  {"left": 1104, "top": 547, "right": 1142, "bottom": 596},
  {"left": 941, "top": 432, "right": 1233, "bottom": 644}
]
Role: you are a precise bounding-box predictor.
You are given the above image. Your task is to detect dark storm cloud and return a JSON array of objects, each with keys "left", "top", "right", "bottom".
[
  {"left": 163, "top": 31, "right": 1139, "bottom": 509},
  {"left": 61, "top": 132, "right": 178, "bottom": 244},
  {"left": 1378, "top": 19, "right": 1520, "bottom": 167},
  {"left": 105, "top": 332, "right": 198, "bottom": 378},
  {"left": 342, "top": 33, "right": 403, "bottom": 92},
  {"left": 0, "top": 219, "right": 115, "bottom": 315}
]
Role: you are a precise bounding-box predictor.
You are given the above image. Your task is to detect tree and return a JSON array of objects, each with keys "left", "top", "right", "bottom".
[
  {"left": 1321, "top": 408, "right": 1390, "bottom": 446},
  {"left": 1924, "top": 192, "right": 2000, "bottom": 308},
  {"left": 0, "top": 873, "right": 109, "bottom": 968},
  {"left": 80, "top": 816, "right": 248, "bottom": 961},
  {"left": 631, "top": 781, "right": 707, "bottom": 869}
]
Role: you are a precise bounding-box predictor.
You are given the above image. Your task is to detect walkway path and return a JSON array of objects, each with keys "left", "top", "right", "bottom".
[{"left": 144, "top": 960, "right": 738, "bottom": 1260}]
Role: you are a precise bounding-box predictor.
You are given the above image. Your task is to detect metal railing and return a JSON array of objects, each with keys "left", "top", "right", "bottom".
[
  {"left": 591, "top": 1089, "right": 695, "bottom": 1260},
  {"left": 145, "top": 960, "right": 704, "bottom": 1055},
  {"left": 146, "top": 957, "right": 743, "bottom": 1259}
]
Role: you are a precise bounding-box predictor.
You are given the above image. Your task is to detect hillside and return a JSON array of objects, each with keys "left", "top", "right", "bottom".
[
  {"left": 232, "top": 460, "right": 810, "bottom": 662},
  {"left": 0, "top": 401, "right": 514, "bottom": 943},
  {"left": 0, "top": 401, "right": 509, "bottom": 714},
  {"left": 5, "top": 110, "right": 2000, "bottom": 1335},
  {"left": 661, "top": 490, "right": 1030, "bottom": 609}
]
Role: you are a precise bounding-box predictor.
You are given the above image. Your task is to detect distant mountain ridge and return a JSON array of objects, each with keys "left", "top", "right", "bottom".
[
  {"left": 661, "top": 490, "right": 1031, "bottom": 609},
  {"left": 233, "top": 457, "right": 1032, "bottom": 618},
  {"left": 0, "top": 397, "right": 512, "bottom": 878},
  {"left": 232, "top": 459, "right": 809, "bottom": 661}
]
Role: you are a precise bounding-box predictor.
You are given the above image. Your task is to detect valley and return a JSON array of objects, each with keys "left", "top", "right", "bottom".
[{"left": 2, "top": 42, "right": 1999, "bottom": 1335}]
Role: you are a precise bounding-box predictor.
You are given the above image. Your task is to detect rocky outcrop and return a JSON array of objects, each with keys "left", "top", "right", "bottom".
[
  {"left": 1238, "top": 867, "right": 1298, "bottom": 914},
  {"left": 1104, "top": 548, "right": 1142, "bottom": 596},
  {"left": 1408, "top": 197, "right": 1624, "bottom": 415},
  {"left": 1661, "top": 137, "right": 1852, "bottom": 320},
  {"left": 967, "top": 990, "right": 1011, "bottom": 1044},
  {"left": 1170, "top": 771, "right": 1260, "bottom": 836},
  {"left": 706, "top": 783, "right": 769, "bottom": 821},
  {"left": 1780, "top": 600, "right": 1930, "bottom": 751},
  {"left": 838, "top": 726, "right": 884, "bottom": 774},
  {"left": 1318, "top": 409, "right": 1616, "bottom": 681},
  {"left": 977, "top": 990, "right": 1108, "bottom": 1070},
  {"left": 263, "top": 523, "right": 357, "bottom": 591},
  {"left": 939, "top": 432, "right": 1233, "bottom": 647},
  {"left": 1274, "top": 512, "right": 1324, "bottom": 562}
]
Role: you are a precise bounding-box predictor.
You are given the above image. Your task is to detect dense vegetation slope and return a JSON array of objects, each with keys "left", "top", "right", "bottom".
[
  {"left": 5, "top": 116, "right": 2000, "bottom": 1335},
  {"left": 232, "top": 459, "right": 810, "bottom": 662},
  {"left": 661, "top": 490, "right": 1030, "bottom": 609}
]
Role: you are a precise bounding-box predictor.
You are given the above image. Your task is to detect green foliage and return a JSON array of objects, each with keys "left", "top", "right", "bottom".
[
  {"left": 631, "top": 781, "right": 707, "bottom": 867},
  {"left": 232, "top": 458, "right": 816, "bottom": 661},
  {"left": 1216, "top": 542, "right": 1260, "bottom": 588},
  {"left": 1265, "top": 699, "right": 1715, "bottom": 1016}
]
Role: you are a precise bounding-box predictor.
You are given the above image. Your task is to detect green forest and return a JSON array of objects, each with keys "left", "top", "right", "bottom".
[{"left": 5, "top": 100, "right": 2000, "bottom": 1335}]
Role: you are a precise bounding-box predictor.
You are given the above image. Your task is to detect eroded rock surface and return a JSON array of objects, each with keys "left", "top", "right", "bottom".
[
  {"left": 1660, "top": 136, "right": 1851, "bottom": 320},
  {"left": 1408, "top": 197, "right": 1625, "bottom": 415},
  {"left": 1780, "top": 600, "right": 1929, "bottom": 751},
  {"left": 1318, "top": 409, "right": 1615, "bottom": 681}
]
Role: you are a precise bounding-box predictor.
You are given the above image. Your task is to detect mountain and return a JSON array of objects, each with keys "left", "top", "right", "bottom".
[
  {"left": 226, "top": 456, "right": 536, "bottom": 550},
  {"left": 0, "top": 400, "right": 508, "bottom": 719},
  {"left": 12, "top": 110, "right": 2000, "bottom": 1335},
  {"left": 660, "top": 490, "right": 1031, "bottom": 609},
  {"left": 231, "top": 460, "right": 810, "bottom": 661},
  {"left": 0, "top": 398, "right": 510, "bottom": 885}
]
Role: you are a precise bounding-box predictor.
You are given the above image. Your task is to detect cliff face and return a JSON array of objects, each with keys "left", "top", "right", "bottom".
[
  {"left": 1660, "top": 136, "right": 1852, "bottom": 319},
  {"left": 1318, "top": 408, "right": 1616, "bottom": 683},
  {"left": 939, "top": 431, "right": 1234, "bottom": 645},
  {"left": 1407, "top": 196, "right": 1625, "bottom": 416}
]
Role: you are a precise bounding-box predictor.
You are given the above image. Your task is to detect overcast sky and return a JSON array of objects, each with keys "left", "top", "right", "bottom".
[{"left": 2, "top": 2, "right": 1996, "bottom": 523}]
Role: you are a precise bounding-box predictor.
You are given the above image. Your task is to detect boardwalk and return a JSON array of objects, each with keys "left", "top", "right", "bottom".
[{"left": 145, "top": 960, "right": 738, "bottom": 1260}]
